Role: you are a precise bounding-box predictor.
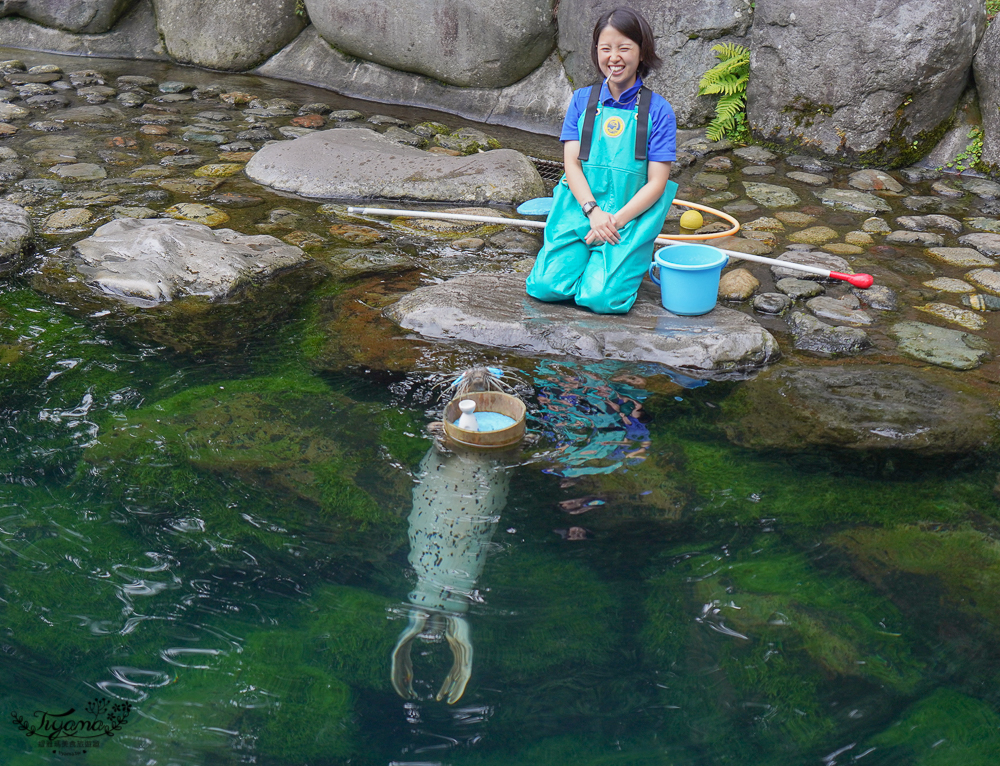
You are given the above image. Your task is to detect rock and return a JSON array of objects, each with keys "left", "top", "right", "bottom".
[
  {"left": 891, "top": 320, "right": 991, "bottom": 370},
  {"left": 112, "top": 205, "right": 158, "bottom": 219},
  {"left": 806, "top": 296, "right": 875, "bottom": 325},
  {"left": 965, "top": 269, "right": 1000, "bottom": 296},
  {"left": 923, "top": 277, "right": 975, "bottom": 293},
  {"left": 712, "top": 235, "right": 772, "bottom": 255},
  {"left": 965, "top": 217, "right": 1000, "bottom": 234},
  {"left": 752, "top": 292, "right": 791, "bottom": 314},
  {"left": 787, "top": 155, "right": 834, "bottom": 173},
  {"left": 50, "top": 162, "right": 105, "bottom": 181},
  {"left": 926, "top": 246, "right": 996, "bottom": 268},
  {"left": 152, "top": 0, "right": 307, "bottom": 70},
  {"left": 0, "top": 159, "right": 25, "bottom": 182},
  {"left": 962, "top": 293, "right": 1000, "bottom": 311},
  {"left": 0, "top": 201, "right": 32, "bottom": 274},
  {"left": 844, "top": 231, "right": 874, "bottom": 246},
  {"left": 786, "top": 310, "right": 872, "bottom": 357},
  {"left": 207, "top": 192, "right": 264, "bottom": 208},
  {"left": 861, "top": 217, "right": 891, "bottom": 234},
  {"left": 748, "top": 0, "right": 985, "bottom": 164},
  {"left": 433, "top": 127, "right": 500, "bottom": 154},
  {"left": 386, "top": 273, "right": 780, "bottom": 377},
  {"left": 245, "top": 128, "right": 544, "bottom": 204},
  {"left": 775, "top": 210, "right": 815, "bottom": 227},
  {"left": 702, "top": 156, "right": 732, "bottom": 171},
  {"left": 977, "top": 18, "right": 1000, "bottom": 171},
  {"left": 741, "top": 165, "right": 775, "bottom": 177},
  {"left": 853, "top": 284, "right": 898, "bottom": 310},
  {"left": 0, "top": 0, "right": 135, "bottom": 33},
  {"left": 42, "top": 207, "right": 92, "bottom": 231},
  {"left": 916, "top": 302, "right": 986, "bottom": 331},
  {"left": 157, "top": 177, "right": 222, "bottom": 195},
  {"left": 958, "top": 233, "right": 1000, "bottom": 256},
  {"left": 721, "top": 365, "right": 997, "bottom": 454},
  {"left": 823, "top": 242, "right": 865, "bottom": 256},
  {"left": 743, "top": 216, "right": 784, "bottom": 233},
  {"left": 770, "top": 250, "right": 851, "bottom": 282},
  {"left": 931, "top": 179, "right": 964, "bottom": 197},
  {"left": 885, "top": 230, "right": 946, "bottom": 247},
  {"left": 961, "top": 177, "right": 1000, "bottom": 199},
  {"left": 743, "top": 182, "right": 800, "bottom": 207},
  {"left": 327, "top": 224, "right": 386, "bottom": 245},
  {"left": 718, "top": 268, "right": 759, "bottom": 301},
  {"left": 789, "top": 225, "right": 838, "bottom": 245},
  {"left": 53, "top": 105, "right": 125, "bottom": 122},
  {"left": 817, "top": 188, "right": 892, "bottom": 214},
  {"left": 306, "top": 0, "right": 555, "bottom": 88},
  {"left": 895, "top": 215, "right": 962, "bottom": 235},
  {"left": 786, "top": 170, "right": 829, "bottom": 186},
  {"left": 776, "top": 277, "right": 824, "bottom": 299},
  {"left": 733, "top": 145, "right": 776, "bottom": 164},
  {"left": 486, "top": 229, "right": 541, "bottom": 254},
  {"left": 164, "top": 203, "right": 229, "bottom": 227},
  {"left": 903, "top": 195, "right": 944, "bottom": 213},
  {"left": 381, "top": 126, "right": 423, "bottom": 147},
  {"left": 693, "top": 172, "right": 729, "bottom": 191},
  {"left": 192, "top": 163, "right": 244, "bottom": 178},
  {"left": 70, "top": 218, "right": 306, "bottom": 304},
  {"left": 848, "top": 169, "right": 904, "bottom": 193}
]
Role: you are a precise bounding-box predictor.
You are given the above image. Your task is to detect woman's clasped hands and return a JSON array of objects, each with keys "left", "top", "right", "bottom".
[{"left": 584, "top": 207, "right": 622, "bottom": 245}]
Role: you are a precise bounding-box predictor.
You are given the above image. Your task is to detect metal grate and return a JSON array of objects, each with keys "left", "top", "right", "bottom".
[{"left": 528, "top": 156, "right": 564, "bottom": 183}]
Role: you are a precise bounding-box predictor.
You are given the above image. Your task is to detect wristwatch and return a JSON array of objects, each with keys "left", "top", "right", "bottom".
[{"left": 582, "top": 200, "right": 598, "bottom": 217}]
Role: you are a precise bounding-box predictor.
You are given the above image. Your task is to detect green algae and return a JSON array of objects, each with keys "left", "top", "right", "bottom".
[
  {"left": 866, "top": 688, "right": 1000, "bottom": 764},
  {"left": 642, "top": 539, "right": 923, "bottom": 758}
]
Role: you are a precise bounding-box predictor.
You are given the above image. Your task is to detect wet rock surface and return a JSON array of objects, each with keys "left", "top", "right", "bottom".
[
  {"left": 721, "top": 365, "right": 998, "bottom": 454},
  {"left": 387, "top": 273, "right": 780, "bottom": 377}
]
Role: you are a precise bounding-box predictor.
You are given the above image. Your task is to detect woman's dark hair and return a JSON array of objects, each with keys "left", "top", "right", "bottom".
[{"left": 591, "top": 6, "right": 662, "bottom": 80}]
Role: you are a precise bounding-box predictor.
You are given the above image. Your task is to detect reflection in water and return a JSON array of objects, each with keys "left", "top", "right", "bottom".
[{"left": 391, "top": 444, "right": 509, "bottom": 704}]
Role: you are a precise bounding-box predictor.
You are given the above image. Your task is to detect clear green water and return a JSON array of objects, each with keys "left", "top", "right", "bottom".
[{"left": 4, "top": 270, "right": 1000, "bottom": 766}]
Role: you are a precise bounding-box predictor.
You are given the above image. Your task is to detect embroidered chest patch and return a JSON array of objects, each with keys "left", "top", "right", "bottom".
[{"left": 603, "top": 115, "right": 625, "bottom": 138}]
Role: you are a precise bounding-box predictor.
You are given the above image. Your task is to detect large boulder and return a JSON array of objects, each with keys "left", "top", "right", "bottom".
[
  {"left": 70, "top": 218, "right": 306, "bottom": 305},
  {"left": 304, "top": 0, "right": 556, "bottom": 89},
  {"left": 557, "top": 0, "right": 753, "bottom": 127},
  {"left": 150, "top": 0, "right": 306, "bottom": 71},
  {"left": 748, "top": 0, "right": 986, "bottom": 166},
  {"left": 244, "top": 128, "right": 546, "bottom": 204},
  {"left": 720, "top": 365, "right": 998, "bottom": 454},
  {"left": 256, "top": 28, "right": 571, "bottom": 136},
  {"left": 386, "top": 273, "right": 780, "bottom": 377},
  {"left": 0, "top": 0, "right": 166, "bottom": 60},
  {"left": 0, "top": 0, "right": 135, "bottom": 33},
  {"left": 0, "top": 202, "right": 33, "bottom": 276},
  {"left": 975, "top": 17, "right": 1000, "bottom": 173}
]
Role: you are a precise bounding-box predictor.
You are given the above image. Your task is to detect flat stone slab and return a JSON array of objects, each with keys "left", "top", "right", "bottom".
[
  {"left": 244, "top": 127, "right": 545, "bottom": 204},
  {"left": 891, "top": 320, "right": 991, "bottom": 370},
  {"left": 926, "top": 247, "right": 996, "bottom": 267},
  {"left": 386, "top": 273, "right": 780, "bottom": 377},
  {"left": 817, "top": 188, "right": 892, "bottom": 214},
  {"left": 71, "top": 218, "right": 307, "bottom": 305}
]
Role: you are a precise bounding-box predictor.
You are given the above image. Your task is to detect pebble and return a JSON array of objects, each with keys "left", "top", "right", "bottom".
[
  {"left": 206, "top": 192, "right": 264, "bottom": 207},
  {"left": 160, "top": 155, "right": 204, "bottom": 167},
  {"left": 112, "top": 206, "right": 158, "bottom": 219},
  {"left": 848, "top": 169, "right": 904, "bottom": 193},
  {"left": 824, "top": 243, "right": 865, "bottom": 256},
  {"left": 917, "top": 302, "right": 987, "bottom": 331},
  {"left": 925, "top": 247, "right": 996, "bottom": 267},
  {"left": 0, "top": 123, "right": 17, "bottom": 136},
  {"left": 283, "top": 230, "right": 326, "bottom": 249},
  {"left": 931, "top": 180, "right": 964, "bottom": 197},
  {"left": 853, "top": 284, "right": 898, "bottom": 311},
  {"left": 130, "top": 165, "right": 171, "bottom": 179},
  {"left": 116, "top": 75, "right": 157, "bottom": 88},
  {"left": 368, "top": 114, "right": 407, "bottom": 126},
  {"left": 193, "top": 162, "right": 244, "bottom": 177},
  {"left": 741, "top": 165, "right": 776, "bottom": 176},
  {"left": 965, "top": 217, "right": 1000, "bottom": 234},
  {"left": 885, "top": 230, "right": 945, "bottom": 247},
  {"left": 845, "top": 231, "right": 874, "bottom": 246},
  {"left": 291, "top": 113, "right": 325, "bottom": 129},
  {"left": 164, "top": 203, "right": 229, "bottom": 226},
  {"left": 733, "top": 145, "right": 777, "bottom": 164},
  {"left": 958, "top": 233, "right": 1000, "bottom": 256},
  {"left": 923, "top": 278, "right": 975, "bottom": 293},
  {"left": 752, "top": 292, "right": 792, "bottom": 314},
  {"left": 451, "top": 238, "right": 485, "bottom": 251},
  {"left": 786, "top": 171, "right": 829, "bottom": 186},
  {"left": 43, "top": 208, "right": 92, "bottom": 230},
  {"left": 787, "top": 155, "right": 834, "bottom": 173},
  {"left": 965, "top": 269, "right": 1000, "bottom": 295},
  {"left": 278, "top": 126, "right": 315, "bottom": 139},
  {"left": 158, "top": 177, "right": 222, "bottom": 195},
  {"left": 789, "top": 226, "right": 838, "bottom": 245},
  {"left": 895, "top": 214, "right": 962, "bottom": 234},
  {"left": 219, "top": 92, "right": 257, "bottom": 105},
  {"left": 961, "top": 177, "right": 1000, "bottom": 199},
  {"left": 775, "top": 211, "right": 815, "bottom": 226},
  {"left": 329, "top": 109, "right": 364, "bottom": 121},
  {"left": 702, "top": 156, "right": 732, "bottom": 171},
  {"left": 299, "top": 103, "right": 334, "bottom": 116},
  {"left": 159, "top": 81, "right": 194, "bottom": 93},
  {"left": 329, "top": 223, "right": 386, "bottom": 244},
  {"left": 806, "top": 296, "right": 875, "bottom": 325},
  {"left": 818, "top": 188, "right": 892, "bottom": 214},
  {"left": 961, "top": 293, "right": 1000, "bottom": 311},
  {"left": 903, "top": 196, "right": 943, "bottom": 212},
  {"left": 743, "top": 182, "right": 801, "bottom": 207},
  {"left": 140, "top": 125, "right": 171, "bottom": 135},
  {"left": 891, "top": 321, "right": 991, "bottom": 370},
  {"left": 718, "top": 268, "right": 759, "bottom": 301},
  {"left": 50, "top": 162, "right": 106, "bottom": 181},
  {"left": 61, "top": 191, "right": 120, "bottom": 206},
  {"left": 743, "top": 216, "right": 785, "bottom": 233},
  {"left": 777, "top": 277, "right": 825, "bottom": 299}
]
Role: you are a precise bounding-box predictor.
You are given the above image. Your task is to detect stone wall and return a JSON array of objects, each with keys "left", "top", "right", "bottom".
[{"left": 0, "top": 0, "right": 997, "bottom": 171}]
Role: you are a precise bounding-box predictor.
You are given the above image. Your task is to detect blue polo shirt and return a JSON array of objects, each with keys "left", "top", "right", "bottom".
[{"left": 560, "top": 77, "right": 676, "bottom": 162}]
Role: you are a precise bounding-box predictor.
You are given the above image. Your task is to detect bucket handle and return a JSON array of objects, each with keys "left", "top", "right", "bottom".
[{"left": 648, "top": 261, "right": 661, "bottom": 286}]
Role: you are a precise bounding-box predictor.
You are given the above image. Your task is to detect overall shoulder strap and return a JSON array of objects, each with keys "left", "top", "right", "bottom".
[
  {"left": 634, "top": 86, "right": 652, "bottom": 161},
  {"left": 576, "top": 84, "right": 603, "bottom": 162}
]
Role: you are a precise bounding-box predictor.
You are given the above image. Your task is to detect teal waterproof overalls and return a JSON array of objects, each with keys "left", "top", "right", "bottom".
[{"left": 526, "top": 85, "right": 678, "bottom": 314}]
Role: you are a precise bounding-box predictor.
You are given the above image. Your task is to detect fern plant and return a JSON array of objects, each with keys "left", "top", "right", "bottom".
[{"left": 698, "top": 42, "right": 750, "bottom": 142}]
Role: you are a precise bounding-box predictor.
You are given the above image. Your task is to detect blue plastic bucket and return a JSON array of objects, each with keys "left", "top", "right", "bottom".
[{"left": 647, "top": 243, "right": 729, "bottom": 316}]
